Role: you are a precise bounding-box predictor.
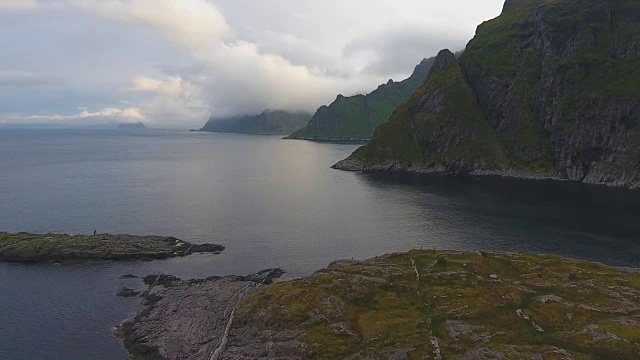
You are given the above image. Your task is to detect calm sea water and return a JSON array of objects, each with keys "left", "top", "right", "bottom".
[{"left": 1, "top": 129, "right": 639, "bottom": 359}]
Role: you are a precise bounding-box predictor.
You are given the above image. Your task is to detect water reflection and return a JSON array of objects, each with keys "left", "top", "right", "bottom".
[{"left": 356, "top": 172, "right": 640, "bottom": 265}]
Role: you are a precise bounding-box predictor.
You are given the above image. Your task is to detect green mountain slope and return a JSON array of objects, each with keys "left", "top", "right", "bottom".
[
  {"left": 287, "top": 57, "right": 436, "bottom": 141},
  {"left": 335, "top": 0, "right": 640, "bottom": 189},
  {"left": 200, "top": 110, "right": 311, "bottom": 135}
]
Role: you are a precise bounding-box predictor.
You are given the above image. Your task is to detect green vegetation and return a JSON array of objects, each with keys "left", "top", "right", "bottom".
[
  {"left": 200, "top": 110, "right": 311, "bottom": 135},
  {"left": 237, "top": 250, "right": 640, "bottom": 359},
  {"left": 288, "top": 57, "right": 436, "bottom": 140},
  {"left": 342, "top": 50, "right": 509, "bottom": 172}
]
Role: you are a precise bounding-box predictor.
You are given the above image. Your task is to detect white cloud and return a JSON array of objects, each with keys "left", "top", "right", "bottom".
[
  {"left": 0, "top": 0, "right": 38, "bottom": 12},
  {"left": 125, "top": 75, "right": 199, "bottom": 101},
  {"left": 63, "top": 0, "right": 230, "bottom": 56},
  {"left": 0, "top": 70, "right": 50, "bottom": 86},
  {"left": 0, "top": 107, "right": 144, "bottom": 125}
]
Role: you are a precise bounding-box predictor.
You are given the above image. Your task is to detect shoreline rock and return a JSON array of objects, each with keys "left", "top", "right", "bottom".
[
  {"left": 114, "top": 269, "right": 285, "bottom": 360},
  {"left": 116, "top": 287, "right": 141, "bottom": 298},
  {"left": 0, "top": 232, "right": 225, "bottom": 263}
]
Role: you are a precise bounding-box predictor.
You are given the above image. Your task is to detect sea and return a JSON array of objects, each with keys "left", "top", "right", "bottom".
[{"left": 1, "top": 129, "right": 639, "bottom": 359}]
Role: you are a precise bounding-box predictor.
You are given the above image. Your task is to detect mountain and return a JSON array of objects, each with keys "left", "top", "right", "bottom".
[
  {"left": 200, "top": 110, "right": 311, "bottom": 135},
  {"left": 118, "top": 122, "right": 147, "bottom": 130},
  {"left": 335, "top": 0, "right": 640, "bottom": 190},
  {"left": 287, "top": 57, "right": 436, "bottom": 141}
]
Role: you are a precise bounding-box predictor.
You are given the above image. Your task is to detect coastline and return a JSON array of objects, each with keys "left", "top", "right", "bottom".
[
  {"left": 284, "top": 136, "right": 370, "bottom": 144},
  {"left": 332, "top": 158, "right": 640, "bottom": 190}
]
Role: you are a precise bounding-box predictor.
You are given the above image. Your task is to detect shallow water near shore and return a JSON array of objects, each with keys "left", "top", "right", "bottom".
[{"left": 1, "top": 129, "right": 640, "bottom": 359}]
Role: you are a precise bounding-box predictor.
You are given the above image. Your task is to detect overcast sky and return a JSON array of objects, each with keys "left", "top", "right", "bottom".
[{"left": 0, "top": 0, "right": 505, "bottom": 128}]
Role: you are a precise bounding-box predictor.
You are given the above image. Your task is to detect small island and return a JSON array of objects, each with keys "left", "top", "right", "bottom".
[
  {"left": 116, "top": 250, "right": 640, "bottom": 359},
  {"left": 0, "top": 232, "right": 224, "bottom": 263}
]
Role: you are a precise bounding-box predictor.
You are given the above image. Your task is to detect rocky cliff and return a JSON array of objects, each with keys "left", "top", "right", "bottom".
[
  {"left": 287, "top": 57, "right": 436, "bottom": 141},
  {"left": 201, "top": 110, "right": 311, "bottom": 135},
  {"left": 334, "top": 0, "right": 640, "bottom": 189}
]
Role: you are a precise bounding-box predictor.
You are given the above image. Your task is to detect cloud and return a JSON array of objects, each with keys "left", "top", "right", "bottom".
[
  {"left": 344, "top": 26, "right": 468, "bottom": 76},
  {"left": 196, "top": 41, "right": 377, "bottom": 117},
  {"left": 0, "top": 0, "right": 38, "bottom": 12},
  {"left": 0, "top": 107, "right": 144, "bottom": 125},
  {"left": 125, "top": 75, "right": 199, "bottom": 101},
  {"left": 63, "top": 0, "right": 230, "bottom": 57},
  {"left": 0, "top": 70, "right": 52, "bottom": 87},
  {"left": 2, "top": 0, "right": 356, "bottom": 121},
  {"left": 0, "top": 0, "right": 506, "bottom": 127}
]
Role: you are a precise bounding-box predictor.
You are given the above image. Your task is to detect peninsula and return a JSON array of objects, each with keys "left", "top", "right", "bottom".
[
  {"left": 0, "top": 232, "right": 224, "bottom": 263},
  {"left": 116, "top": 250, "right": 640, "bottom": 359}
]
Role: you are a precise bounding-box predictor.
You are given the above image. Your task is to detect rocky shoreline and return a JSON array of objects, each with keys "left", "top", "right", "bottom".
[
  {"left": 332, "top": 158, "right": 640, "bottom": 189},
  {"left": 284, "top": 136, "right": 370, "bottom": 143},
  {"left": 114, "top": 269, "right": 285, "bottom": 360},
  {"left": 0, "top": 232, "right": 224, "bottom": 263},
  {"left": 115, "top": 250, "right": 640, "bottom": 359}
]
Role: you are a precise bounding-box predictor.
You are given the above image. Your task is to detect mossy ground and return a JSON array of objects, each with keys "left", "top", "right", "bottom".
[{"left": 237, "top": 250, "right": 640, "bottom": 359}]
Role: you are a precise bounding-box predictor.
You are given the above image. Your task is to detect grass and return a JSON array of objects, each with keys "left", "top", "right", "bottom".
[{"left": 233, "top": 250, "right": 640, "bottom": 359}]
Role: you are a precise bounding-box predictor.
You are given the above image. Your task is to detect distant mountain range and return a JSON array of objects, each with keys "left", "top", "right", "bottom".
[
  {"left": 286, "top": 57, "right": 436, "bottom": 141},
  {"left": 200, "top": 110, "right": 311, "bottom": 135},
  {"left": 118, "top": 122, "right": 148, "bottom": 130},
  {"left": 335, "top": 0, "right": 640, "bottom": 190}
]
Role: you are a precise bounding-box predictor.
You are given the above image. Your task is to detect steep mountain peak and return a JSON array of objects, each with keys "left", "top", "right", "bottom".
[
  {"left": 410, "top": 57, "right": 433, "bottom": 79},
  {"left": 287, "top": 56, "right": 437, "bottom": 141},
  {"left": 429, "top": 49, "right": 457, "bottom": 76}
]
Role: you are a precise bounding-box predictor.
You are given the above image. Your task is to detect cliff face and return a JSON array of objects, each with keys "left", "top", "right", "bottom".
[
  {"left": 287, "top": 57, "right": 436, "bottom": 141},
  {"left": 335, "top": 0, "right": 640, "bottom": 189},
  {"left": 200, "top": 110, "right": 311, "bottom": 135}
]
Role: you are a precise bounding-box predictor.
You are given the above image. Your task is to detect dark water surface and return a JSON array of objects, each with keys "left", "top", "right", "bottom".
[{"left": 1, "top": 129, "right": 639, "bottom": 359}]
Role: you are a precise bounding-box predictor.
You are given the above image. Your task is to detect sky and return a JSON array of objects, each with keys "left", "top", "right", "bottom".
[{"left": 0, "top": 0, "right": 506, "bottom": 129}]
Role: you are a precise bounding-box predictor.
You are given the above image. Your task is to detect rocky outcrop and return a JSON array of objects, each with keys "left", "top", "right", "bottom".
[
  {"left": 114, "top": 269, "right": 285, "bottom": 360},
  {"left": 0, "top": 232, "right": 224, "bottom": 263},
  {"left": 200, "top": 110, "right": 311, "bottom": 135},
  {"left": 116, "top": 251, "right": 640, "bottom": 359},
  {"left": 335, "top": 0, "right": 640, "bottom": 189},
  {"left": 287, "top": 57, "right": 436, "bottom": 141}
]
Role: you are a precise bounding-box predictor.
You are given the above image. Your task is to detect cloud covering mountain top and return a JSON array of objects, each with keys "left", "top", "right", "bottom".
[{"left": 0, "top": 0, "right": 504, "bottom": 128}]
